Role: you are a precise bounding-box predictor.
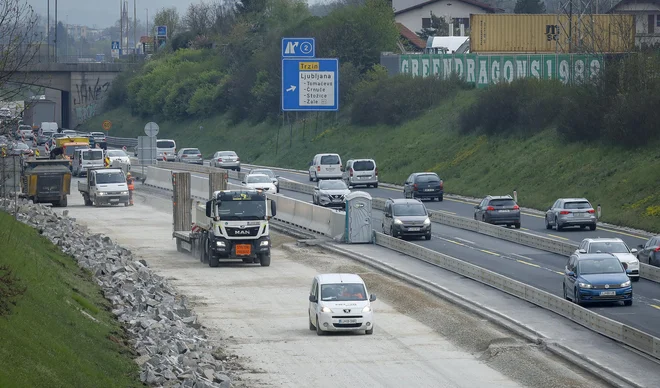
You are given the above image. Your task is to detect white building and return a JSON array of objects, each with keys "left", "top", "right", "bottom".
[
  {"left": 394, "top": 0, "right": 503, "bottom": 35},
  {"left": 608, "top": 0, "right": 660, "bottom": 47}
]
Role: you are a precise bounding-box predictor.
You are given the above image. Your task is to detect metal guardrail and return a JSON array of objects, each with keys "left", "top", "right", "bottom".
[{"left": 107, "top": 136, "right": 138, "bottom": 147}]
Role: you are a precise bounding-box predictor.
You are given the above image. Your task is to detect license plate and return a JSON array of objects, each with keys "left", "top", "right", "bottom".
[
  {"left": 326, "top": 167, "right": 335, "bottom": 171},
  {"left": 600, "top": 291, "right": 616, "bottom": 296},
  {"left": 110, "top": 198, "right": 119, "bottom": 202},
  {"left": 425, "top": 189, "right": 434, "bottom": 192},
  {"left": 338, "top": 319, "right": 357, "bottom": 324},
  {"left": 499, "top": 209, "right": 510, "bottom": 212},
  {"left": 236, "top": 244, "right": 251, "bottom": 256},
  {"left": 575, "top": 212, "right": 586, "bottom": 216},
  {"left": 408, "top": 227, "right": 420, "bottom": 231}
]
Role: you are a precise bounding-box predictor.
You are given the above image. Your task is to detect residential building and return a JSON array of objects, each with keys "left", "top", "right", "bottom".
[
  {"left": 394, "top": 0, "right": 503, "bottom": 35},
  {"left": 608, "top": 0, "right": 660, "bottom": 47}
]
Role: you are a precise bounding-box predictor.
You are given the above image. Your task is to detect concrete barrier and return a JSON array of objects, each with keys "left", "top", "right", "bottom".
[
  {"left": 373, "top": 231, "right": 660, "bottom": 361},
  {"left": 145, "top": 166, "right": 173, "bottom": 191}
]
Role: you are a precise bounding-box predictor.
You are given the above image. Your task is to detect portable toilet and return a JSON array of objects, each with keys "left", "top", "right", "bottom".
[{"left": 344, "top": 191, "right": 373, "bottom": 243}]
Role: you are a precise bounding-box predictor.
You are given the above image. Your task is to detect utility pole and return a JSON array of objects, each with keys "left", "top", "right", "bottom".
[
  {"left": 119, "top": 0, "right": 123, "bottom": 56},
  {"left": 47, "top": 0, "right": 50, "bottom": 62},
  {"left": 146, "top": 8, "right": 148, "bottom": 36},
  {"left": 134, "top": 0, "right": 137, "bottom": 55},
  {"left": 54, "top": 0, "right": 58, "bottom": 62}
]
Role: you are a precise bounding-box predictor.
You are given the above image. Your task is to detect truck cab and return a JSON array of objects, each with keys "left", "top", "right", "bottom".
[
  {"left": 78, "top": 168, "right": 129, "bottom": 207},
  {"left": 72, "top": 148, "right": 104, "bottom": 176}
]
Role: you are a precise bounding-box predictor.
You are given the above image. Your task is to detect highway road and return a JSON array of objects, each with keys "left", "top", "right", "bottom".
[{"left": 219, "top": 171, "right": 660, "bottom": 338}]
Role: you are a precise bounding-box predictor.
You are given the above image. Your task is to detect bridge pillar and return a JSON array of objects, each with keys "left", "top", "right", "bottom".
[{"left": 69, "top": 71, "right": 118, "bottom": 129}]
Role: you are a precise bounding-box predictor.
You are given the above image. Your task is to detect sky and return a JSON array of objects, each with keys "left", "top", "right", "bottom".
[{"left": 26, "top": 0, "right": 321, "bottom": 29}]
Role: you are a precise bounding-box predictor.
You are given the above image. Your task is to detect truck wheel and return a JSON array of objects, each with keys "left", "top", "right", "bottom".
[
  {"left": 60, "top": 196, "right": 67, "bottom": 207},
  {"left": 209, "top": 255, "right": 219, "bottom": 267},
  {"left": 259, "top": 253, "right": 271, "bottom": 267},
  {"left": 84, "top": 195, "right": 92, "bottom": 206}
]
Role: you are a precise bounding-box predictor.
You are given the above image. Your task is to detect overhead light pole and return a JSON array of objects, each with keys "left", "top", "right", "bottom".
[{"left": 47, "top": 0, "right": 50, "bottom": 62}]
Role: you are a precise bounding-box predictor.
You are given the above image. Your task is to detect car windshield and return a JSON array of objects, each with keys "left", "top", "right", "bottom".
[
  {"left": 107, "top": 150, "right": 126, "bottom": 157},
  {"left": 415, "top": 174, "right": 440, "bottom": 183},
  {"left": 393, "top": 203, "right": 426, "bottom": 216},
  {"left": 183, "top": 149, "right": 200, "bottom": 155},
  {"left": 564, "top": 201, "right": 591, "bottom": 209},
  {"left": 320, "top": 155, "right": 340, "bottom": 164},
  {"left": 218, "top": 151, "right": 236, "bottom": 157},
  {"left": 579, "top": 258, "right": 624, "bottom": 275},
  {"left": 157, "top": 140, "right": 175, "bottom": 148},
  {"left": 252, "top": 169, "right": 274, "bottom": 178},
  {"left": 96, "top": 172, "right": 125, "bottom": 184},
  {"left": 19, "top": 125, "right": 32, "bottom": 131},
  {"left": 216, "top": 200, "right": 265, "bottom": 221},
  {"left": 247, "top": 175, "right": 271, "bottom": 184},
  {"left": 320, "top": 283, "right": 367, "bottom": 301},
  {"left": 588, "top": 242, "right": 629, "bottom": 254},
  {"left": 82, "top": 150, "right": 103, "bottom": 160},
  {"left": 352, "top": 160, "right": 374, "bottom": 171},
  {"left": 65, "top": 145, "right": 88, "bottom": 155},
  {"left": 13, "top": 143, "right": 28, "bottom": 150},
  {"left": 490, "top": 199, "right": 515, "bottom": 207},
  {"left": 319, "top": 180, "right": 347, "bottom": 190},
  {"left": 91, "top": 132, "right": 104, "bottom": 137}
]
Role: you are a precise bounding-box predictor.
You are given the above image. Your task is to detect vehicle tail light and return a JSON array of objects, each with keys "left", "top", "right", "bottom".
[
  {"left": 560, "top": 211, "right": 570, "bottom": 215},
  {"left": 197, "top": 154, "right": 201, "bottom": 157},
  {"left": 218, "top": 158, "right": 222, "bottom": 162},
  {"left": 317, "top": 166, "right": 320, "bottom": 172},
  {"left": 655, "top": 247, "right": 660, "bottom": 252},
  {"left": 349, "top": 168, "right": 353, "bottom": 177},
  {"left": 439, "top": 180, "right": 444, "bottom": 190},
  {"left": 587, "top": 209, "right": 595, "bottom": 213},
  {"left": 375, "top": 167, "right": 378, "bottom": 176},
  {"left": 513, "top": 205, "right": 519, "bottom": 210},
  {"left": 182, "top": 154, "right": 188, "bottom": 157},
  {"left": 486, "top": 206, "right": 495, "bottom": 211},
  {"left": 237, "top": 157, "right": 240, "bottom": 161},
  {"left": 413, "top": 183, "right": 418, "bottom": 191}
]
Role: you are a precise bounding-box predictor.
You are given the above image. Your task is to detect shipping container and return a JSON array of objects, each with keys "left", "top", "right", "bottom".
[{"left": 470, "top": 14, "right": 635, "bottom": 54}]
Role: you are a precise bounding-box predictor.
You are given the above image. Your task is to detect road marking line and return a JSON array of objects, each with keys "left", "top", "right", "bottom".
[
  {"left": 650, "top": 305, "right": 660, "bottom": 311},
  {"left": 547, "top": 233, "right": 571, "bottom": 241},
  {"left": 511, "top": 253, "right": 534, "bottom": 261},
  {"left": 480, "top": 249, "right": 500, "bottom": 256},
  {"left": 597, "top": 226, "right": 648, "bottom": 240},
  {"left": 454, "top": 237, "right": 475, "bottom": 245},
  {"left": 522, "top": 212, "right": 544, "bottom": 218},
  {"left": 554, "top": 271, "right": 564, "bottom": 275},
  {"left": 516, "top": 259, "right": 540, "bottom": 268}
]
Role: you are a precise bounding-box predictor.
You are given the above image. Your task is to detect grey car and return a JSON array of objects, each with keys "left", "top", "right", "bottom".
[
  {"left": 250, "top": 168, "right": 280, "bottom": 193},
  {"left": 176, "top": 148, "right": 204, "bottom": 164},
  {"left": 635, "top": 235, "right": 660, "bottom": 267},
  {"left": 342, "top": 159, "right": 378, "bottom": 188},
  {"left": 474, "top": 195, "right": 521, "bottom": 229},
  {"left": 210, "top": 150, "right": 240, "bottom": 171},
  {"left": 382, "top": 198, "right": 431, "bottom": 240},
  {"left": 545, "top": 198, "right": 597, "bottom": 231},
  {"left": 312, "top": 179, "right": 350, "bottom": 208}
]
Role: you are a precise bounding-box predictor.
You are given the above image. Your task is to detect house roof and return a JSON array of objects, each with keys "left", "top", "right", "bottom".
[
  {"left": 396, "top": 23, "right": 427, "bottom": 49},
  {"left": 394, "top": 0, "right": 504, "bottom": 15},
  {"left": 606, "top": 0, "right": 660, "bottom": 13}
]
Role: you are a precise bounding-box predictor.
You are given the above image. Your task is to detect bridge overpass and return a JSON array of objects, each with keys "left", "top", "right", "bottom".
[{"left": 2, "top": 62, "right": 130, "bottom": 129}]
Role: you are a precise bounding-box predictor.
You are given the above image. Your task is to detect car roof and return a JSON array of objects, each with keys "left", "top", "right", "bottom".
[
  {"left": 487, "top": 195, "right": 513, "bottom": 200},
  {"left": 181, "top": 147, "right": 199, "bottom": 151},
  {"left": 582, "top": 237, "right": 624, "bottom": 243},
  {"left": 558, "top": 198, "right": 590, "bottom": 202},
  {"left": 247, "top": 173, "right": 269, "bottom": 178},
  {"left": 316, "top": 273, "right": 364, "bottom": 284},
  {"left": 412, "top": 172, "right": 440, "bottom": 178},
  {"left": 574, "top": 252, "right": 619, "bottom": 260},
  {"left": 387, "top": 198, "right": 423, "bottom": 205},
  {"left": 251, "top": 168, "right": 272, "bottom": 172},
  {"left": 349, "top": 158, "right": 374, "bottom": 162},
  {"left": 216, "top": 150, "right": 236, "bottom": 153}
]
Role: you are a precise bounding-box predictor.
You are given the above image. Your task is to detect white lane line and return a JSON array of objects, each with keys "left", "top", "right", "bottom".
[
  {"left": 454, "top": 237, "right": 475, "bottom": 245},
  {"left": 511, "top": 253, "right": 535, "bottom": 261}
]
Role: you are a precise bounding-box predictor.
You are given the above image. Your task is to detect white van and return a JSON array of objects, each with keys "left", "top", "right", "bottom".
[
  {"left": 342, "top": 158, "right": 378, "bottom": 188},
  {"left": 156, "top": 139, "right": 176, "bottom": 161},
  {"left": 308, "top": 153, "right": 342, "bottom": 181},
  {"left": 308, "top": 273, "right": 376, "bottom": 335},
  {"left": 40, "top": 122, "right": 58, "bottom": 135},
  {"left": 72, "top": 148, "right": 105, "bottom": 176}
]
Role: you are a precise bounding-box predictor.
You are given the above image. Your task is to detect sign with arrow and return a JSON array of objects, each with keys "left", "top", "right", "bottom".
[
  {"left": 281, "top": 58, "right": 338, "bottom": 112},
  {"left": 281, "top": 38, "right": 315, "bottom": 58}
]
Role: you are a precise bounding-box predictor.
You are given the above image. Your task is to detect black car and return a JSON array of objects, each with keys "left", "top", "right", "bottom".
[
  {"left": 474, "top": 195, "right": 521, "bottom": 229},
  {"left": 403, "top": 172, "right": 443, "bottom": 201}
]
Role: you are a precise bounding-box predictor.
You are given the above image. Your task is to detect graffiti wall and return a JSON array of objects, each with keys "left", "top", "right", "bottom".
[{"left": 70, "top": 72, "right": 115, "bottom": 128}]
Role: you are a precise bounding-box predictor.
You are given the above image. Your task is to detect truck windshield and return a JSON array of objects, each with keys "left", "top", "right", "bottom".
[
  {"left": 96, "top": 172, "right": 125, "bottom": 184},
  {"left": 217, "top": 201, "right": 266, "bottom": 221},
  {"left": 65, "top": 145, "right": 88, "bottom": 156}
]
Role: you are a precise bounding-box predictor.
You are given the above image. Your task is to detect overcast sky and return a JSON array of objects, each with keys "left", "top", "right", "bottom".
[{"left": 26, "top": 0, "right": 322, "bottom": 29}]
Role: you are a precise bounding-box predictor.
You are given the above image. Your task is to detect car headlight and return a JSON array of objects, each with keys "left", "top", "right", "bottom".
[
  {"left": 394, "top": 219, "right": 403, "bottom": 225},
  {"left": 578, "top": 282, "right": 592, "bottom": 289},
  {"left": 423, "top": 217, "right": 431, "bottom": 225},
  {"left": 120, "top": 191, "right": 128, "bottom": 195},
  {"left": 260, "top": 241, "right": 269, "bottom": 246},
  {"left": 321, "top": 307, "right": 332, "bottom": 313},
  {"left": 216, "top": 241, "right": 225, "bottom": 247},
  {"left": 362, "top": 306, "right": 372, "bottom": 313},
  {"left": 621, "top": 280, "right": 631, "bottom": 287},
  {"left": 97, "top": 192, "right": 106, "bottom": 196}
]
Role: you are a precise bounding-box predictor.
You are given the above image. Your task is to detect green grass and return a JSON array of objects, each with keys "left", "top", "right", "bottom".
[
  {"left": 0, "top": 211, "right": 141, "bottom": 388},
  {"left": 83, "top": 90, "right": 660, "bottom": 232}
]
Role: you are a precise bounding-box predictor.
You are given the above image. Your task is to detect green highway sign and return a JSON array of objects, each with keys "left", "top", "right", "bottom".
[{"left": 398, "top": 54, "right": 605, "bottom": 87}]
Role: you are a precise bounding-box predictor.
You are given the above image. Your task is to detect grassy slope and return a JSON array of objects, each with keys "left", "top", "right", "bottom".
[
  {"left": 83, "top": 91, "right": 660, "bottom": 232},
  {"left": 0, "top": 211, "right": 140, "bottom": 388}
]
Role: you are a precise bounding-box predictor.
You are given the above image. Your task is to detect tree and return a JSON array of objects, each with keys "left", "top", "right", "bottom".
[
  {"left": 184, "top": 3, "right": 213, "bottom": 35},
  {"left": 234, "top": 0, "right": 267, "bottom": 16},
  {"left": 0, "top": 0, "right": 41, "bottom": 103},
  {"left": 153, "top": 7, "right": 181, "bottom": 39},
  {"left": 514, "top": 0, "right": 546, "bottom": 14},
  {"left": 416, "top": 15, "right": 449, "bottom": 41}
]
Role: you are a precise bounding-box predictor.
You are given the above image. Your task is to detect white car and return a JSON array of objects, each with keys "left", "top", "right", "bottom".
[
  {"left": 106, "top": 149, "right": 131, "bottom": 171},
  {"left": 577, "top": 238, "right": 640, "bottom": 281},
  {"left": 308, "top": 273, "right": 376, "bottom": 335},
  {"left": 242, "top": 173, "right": 277, "bottom": 192}
]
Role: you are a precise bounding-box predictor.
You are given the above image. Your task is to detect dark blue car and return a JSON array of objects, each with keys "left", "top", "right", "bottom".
[{"left": 563, "top": 253, "right": 633, "bottom": 306}]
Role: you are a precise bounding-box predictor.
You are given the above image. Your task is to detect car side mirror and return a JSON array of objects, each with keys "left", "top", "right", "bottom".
[
  {"left": 566, "top": 270, "right": 575, "bottom": 277},
  {"left": 340, "top": 167, "right": 344, "bottom": 172},
  {"left": 276, "top": 175, "right": 281, "bottom": 178},
  {"left": 474, "top": 205, "right": 479, "bottom": 209},
  {"left": 384, "top": 213, "right": 391, "bottom": 218},
  {"left": 631, "top": 248, "right": 638, "bottom": 254},
  {"left": 314, "top": 187, "right": 319, "bottom": 191},
  {"left": 369, "top": 294, "right": 376, "bottom": 302},
  {"left": 637, "top": 244, "right": 644, "bottom": 249},
  {"left": 308, "top": 161, "right": 312, "bottom": 166},
  {"left": 578, "top": 249, "right": 587, "bottom": 254},
  {"left": 270, "top": 200, "right": 277, "bottom": 217},
  {"left": 205, "top": 200, "right": 212, "bottom": 218},
  {"left": 308, "top": 294, "right": 317, "bottom": 303}
]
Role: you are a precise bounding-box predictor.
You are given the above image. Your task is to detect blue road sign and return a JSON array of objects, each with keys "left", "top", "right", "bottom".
[
  {"left": 282, "top": 58, "right": 338, "bottom": 112},
  {"left": 157, "top": 26, "right": 167, "bottom": 37},
  {"left": 281, "top": 38, "right": 315, "bottom": 58},
  {"left": 111, "top": 41, "right": 120, "bottom": 50}
]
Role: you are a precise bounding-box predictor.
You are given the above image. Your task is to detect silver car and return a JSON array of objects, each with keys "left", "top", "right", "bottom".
[
  {"left": 312, "top": 179, "right": 350, "bottom": 208},
  {"left": 250, "top": 168, "right": 280, "bottom": 193},
  {"left": 210, "top": 151, "right": 240, "bottom": 171},
  {"left": 342, "top": 158, "right": 378, "bottom": 188},
  {"left": 176, "top": 148, "right": 203, "bottom": 165},
  {"left": 545, "top": 198, "right": 597, "bottom": 231}
]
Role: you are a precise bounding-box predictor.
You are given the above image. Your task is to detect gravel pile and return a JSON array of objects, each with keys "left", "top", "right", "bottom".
[{"left": 0, "top": 199, "right": 233, "bottom": 388}]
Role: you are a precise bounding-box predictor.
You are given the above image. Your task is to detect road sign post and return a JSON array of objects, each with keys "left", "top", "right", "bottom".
[
  {"left": 281, "top": 58, "right": 339, "bottom": 112},
  {"left": 282, "top": 38, "right": 315, "bottom": 58}
]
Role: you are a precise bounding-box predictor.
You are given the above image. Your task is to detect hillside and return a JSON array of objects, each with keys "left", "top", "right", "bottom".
[{"left": 81, "top": 90, "right": 660, "bottom": 233}]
